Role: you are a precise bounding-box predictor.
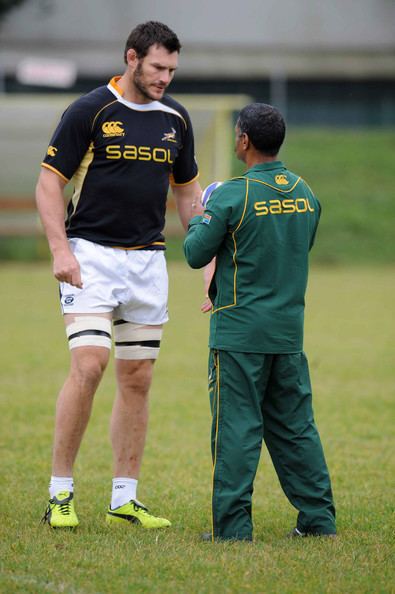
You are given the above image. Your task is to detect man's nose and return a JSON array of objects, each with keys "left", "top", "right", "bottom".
[{"left": 160, "top": 70, "right": 172, "bottom": 85}]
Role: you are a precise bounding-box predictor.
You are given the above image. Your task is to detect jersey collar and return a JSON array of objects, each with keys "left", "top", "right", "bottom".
[
  {"left": 248, "top": 161, "right": 285, "bottom": 173},
  {"left": 106, "top": 76, "right": 185, "bottom": 122},
  {"left": 107, "top": 75, "right": 160, "bottom": 110},
  {"left": 109, "top": 76, "right": 124, "bottom": 96}
]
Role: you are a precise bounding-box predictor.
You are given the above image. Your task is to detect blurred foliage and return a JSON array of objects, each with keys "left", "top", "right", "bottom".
[
  {"left": 1, "top": 128, "right": 394, "bottom": 264},
  {"left": 232, "top": 127, "right": 395, "bottom": 264}
]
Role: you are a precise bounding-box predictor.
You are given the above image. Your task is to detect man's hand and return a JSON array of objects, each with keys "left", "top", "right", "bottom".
[
  {"left": 201, "top": 295, "right": 212, "bottom": 313},
  {"left": 201, "top": 257, "right": 216, "bottom": 313},
  {"left": 53, "top": 249, "right": 83, "bottom": 288}
]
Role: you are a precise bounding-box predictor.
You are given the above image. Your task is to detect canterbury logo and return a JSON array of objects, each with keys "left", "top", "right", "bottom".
[
  {"left": 275, "top": 174, "right": 289, "bottom": 185},
  {"left": 161, "top": 127, "right": 177, "bottom": 143},
  {"left": 102, "top": 121, "right": 125, "bottom": 137},
  {"left": 47, "top": 145, "right": 57, "bottom": 157}
]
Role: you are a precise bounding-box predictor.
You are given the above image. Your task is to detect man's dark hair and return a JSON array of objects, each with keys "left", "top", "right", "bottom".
[
  {"left": 124, "top": 21, "right": 181, "bottom": 63},
  {"left": 237, "top": 103, "right": 286, "bottom": 156}
]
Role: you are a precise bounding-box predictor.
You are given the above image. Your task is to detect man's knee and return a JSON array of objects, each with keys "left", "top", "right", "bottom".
[
  {"left": 65, "top": 315, "right": 111, "bottom": 381},
  {"left": 116, "top": 358, "right": 154, "bottom": 395},
  {"left": 69, "top": 348, "right": 109, "bottom": 388}
]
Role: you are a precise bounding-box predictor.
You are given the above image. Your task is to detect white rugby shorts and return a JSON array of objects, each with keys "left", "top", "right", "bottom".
[{"left": 59, "top": 238, "right": 169, "bottom": 324}]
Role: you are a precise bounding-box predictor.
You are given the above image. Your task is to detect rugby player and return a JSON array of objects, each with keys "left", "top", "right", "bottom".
[{"left": 37, "top": 21, "right": 203, "bottom": 529}]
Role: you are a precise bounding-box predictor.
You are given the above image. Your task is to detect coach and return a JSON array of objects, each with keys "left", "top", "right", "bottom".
[{"left": 184, "top": 103, "right": 336, "bottom": 542}]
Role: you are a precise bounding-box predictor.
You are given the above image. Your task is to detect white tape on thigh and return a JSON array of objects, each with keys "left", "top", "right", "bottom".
[
  {"left": 113, "top": 320, "right": 162, "bottom": 360},
  {"left": 66, "top": 316, "right": 112, "bottom": 350}
]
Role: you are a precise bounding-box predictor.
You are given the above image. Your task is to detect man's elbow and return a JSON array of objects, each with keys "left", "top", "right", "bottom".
[
  {"left": 184, "top": 249, "right": 204, "bottom": 269},
  {"left": 183, "top": 242, "right": 210, "bottom": 269}
]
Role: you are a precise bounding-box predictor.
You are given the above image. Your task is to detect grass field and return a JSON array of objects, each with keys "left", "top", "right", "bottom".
[{"left": 0, "top": 262, "right": 394, "bottom": 594}]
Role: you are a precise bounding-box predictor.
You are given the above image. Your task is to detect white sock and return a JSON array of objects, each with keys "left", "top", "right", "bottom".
[
  {"left": 111, "top": 477, "right": 138, "bottom": 509},
  {"left": 49, "top": 476, "right": 74, "bottom": 499}
]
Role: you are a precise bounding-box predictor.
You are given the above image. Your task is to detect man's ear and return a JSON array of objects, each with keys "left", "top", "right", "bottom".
[
  {"left": 126, "top": 48, "right": 138, "bottom": 69},
  {"left": 242, "top": 133, "right": 250, "bottom": 151}
]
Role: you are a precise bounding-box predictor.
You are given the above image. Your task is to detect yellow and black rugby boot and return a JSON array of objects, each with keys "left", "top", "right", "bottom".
[
  {"left": 106, "top": 499, "right": 171, "bottom": 529},
  {"left": 41, "top": 491, "right": 79, "bottom": 528}
]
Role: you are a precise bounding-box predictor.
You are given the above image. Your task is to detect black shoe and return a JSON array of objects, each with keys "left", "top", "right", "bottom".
[
  {"left": 287, "top": 527, "right": 307, "bottom": 537},
  {"left": 288, "top": 527, "right": 336, "bottom": 538}
]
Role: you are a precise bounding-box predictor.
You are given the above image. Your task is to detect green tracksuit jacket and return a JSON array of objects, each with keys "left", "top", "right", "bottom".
[{"left": 184, "top": 161, "right": 321, "bottom": 354}]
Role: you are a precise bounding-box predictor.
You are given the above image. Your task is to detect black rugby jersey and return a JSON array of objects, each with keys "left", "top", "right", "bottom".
[{"left": 42, "top": 77, "right": 198, "bottom": 249}]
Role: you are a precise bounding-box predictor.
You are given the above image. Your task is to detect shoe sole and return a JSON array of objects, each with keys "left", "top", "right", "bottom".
[
  {"left": 45, "top": 522, "right": 79, "bottom": 529},
  {"left": 287, "top": 531, "right": 336, "bottom": 538}
]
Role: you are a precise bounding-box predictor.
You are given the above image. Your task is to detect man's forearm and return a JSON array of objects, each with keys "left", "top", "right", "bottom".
[
  {"left": 173, "top": 180, "right": 203, "bottom": 230},
  {"left": 35, "top": 168, "right": 82, "bottom": 287}
]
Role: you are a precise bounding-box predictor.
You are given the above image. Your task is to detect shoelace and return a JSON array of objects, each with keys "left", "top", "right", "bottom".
[
  {"left": 40, "top": 505, "right": 51, "bottom": 524},
  {"left": 58, "top": 500, "right": 72, "bottom": 516},
  {"left": 132, "top": 501, "right": 149, "bottom": 514},
  {"left": 40, "top": 497, "right": 72, "bottom": 524}
]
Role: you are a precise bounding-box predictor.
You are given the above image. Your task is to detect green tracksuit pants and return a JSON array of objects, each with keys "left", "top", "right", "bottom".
[{"left": 208, "top": 349, "right": 336, "bottom": 541}]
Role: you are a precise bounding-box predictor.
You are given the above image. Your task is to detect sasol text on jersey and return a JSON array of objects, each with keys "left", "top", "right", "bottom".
[
  {"left": 254, "top": 198, "right": 315, "bottom": 216},
  {"left": 106, "top": 144, "right": 174, "bottom": 163}
]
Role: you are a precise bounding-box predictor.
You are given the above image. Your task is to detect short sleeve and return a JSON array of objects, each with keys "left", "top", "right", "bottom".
[
  {"left": 41, "top": 98, "right": 93, "bottom": 181},
  {"left": 171, "top": 108, "right": 198, "bottom": 185}
]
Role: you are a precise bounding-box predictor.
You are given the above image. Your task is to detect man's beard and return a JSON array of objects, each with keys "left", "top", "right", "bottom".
[{"left": 133, "top": 62, "right": 164, "bottom": 101}]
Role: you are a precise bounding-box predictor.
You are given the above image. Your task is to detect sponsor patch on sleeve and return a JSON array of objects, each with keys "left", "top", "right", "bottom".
[{"left": 201, "top": 213, "right": 212, "bottom": 225}]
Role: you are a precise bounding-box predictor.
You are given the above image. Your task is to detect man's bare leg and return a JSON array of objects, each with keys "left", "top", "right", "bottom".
[
  {"left": 51, "top": 313, "right": 112, "bottom": 476},
  {"left": 52, "top": 345, "right": 110, "bottom": 476},
  {"left": 110, "top": 358, "right": 154, "bottom": 479},
  {"left": 107, "top": 357, "right": 170, "bottom": 527}
]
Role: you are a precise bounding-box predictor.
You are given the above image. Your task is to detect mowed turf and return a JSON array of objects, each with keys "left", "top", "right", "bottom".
[{"left": 0, "top": 262, "right": 394, "bottom": 594}]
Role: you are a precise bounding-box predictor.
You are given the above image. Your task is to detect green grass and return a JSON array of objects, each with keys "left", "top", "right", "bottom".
[{"left": 0, "top": 262, "right": 394, "bottom": 593}]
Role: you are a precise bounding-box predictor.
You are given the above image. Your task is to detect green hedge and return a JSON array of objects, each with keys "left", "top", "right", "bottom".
[
  {"left": 232, "top": 127, "right": 395, "bottom": 264},
  {"left": 1, "top": 129, "right": 394, "bottom": 263}
]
